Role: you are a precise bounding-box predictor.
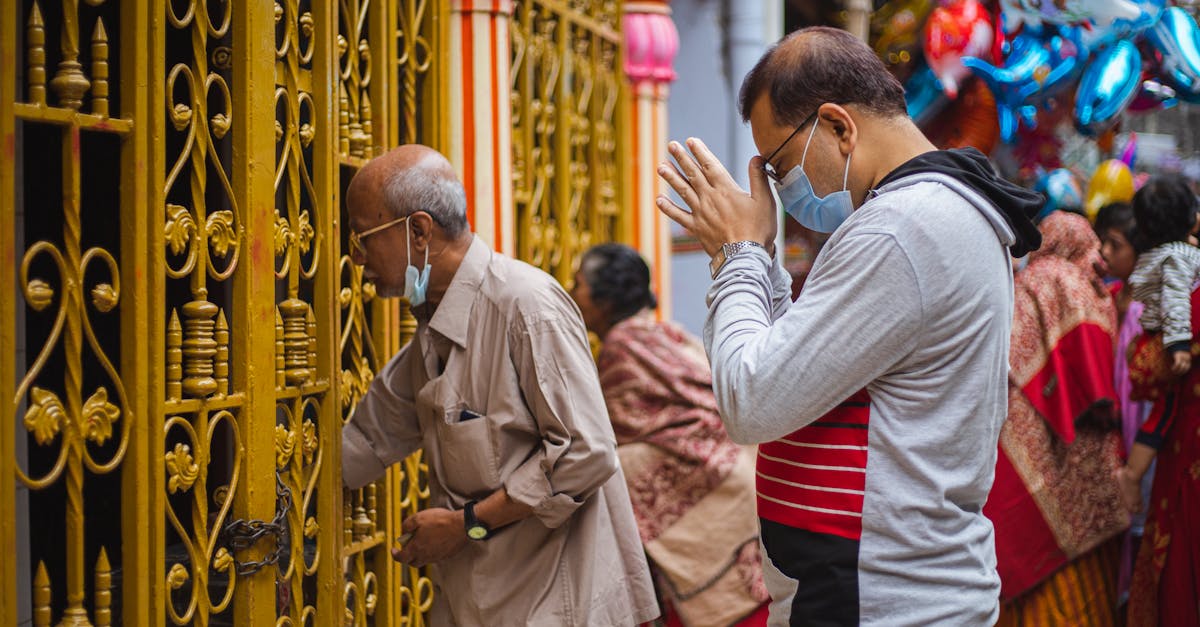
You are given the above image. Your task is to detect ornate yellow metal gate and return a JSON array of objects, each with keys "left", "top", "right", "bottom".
[
  {"left": 510, "top": 0, "right": 627, "bottom": 286},
  {"left": 1, "top": 0, "right": 445, "bottom": 624},
  {"left": 3, "top": 0, "right": 652, "bottom": 625}
]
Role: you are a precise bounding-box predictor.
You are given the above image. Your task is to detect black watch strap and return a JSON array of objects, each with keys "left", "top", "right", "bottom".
[{"left": 464, "top": 500, "right": 491, "bottom": 541}]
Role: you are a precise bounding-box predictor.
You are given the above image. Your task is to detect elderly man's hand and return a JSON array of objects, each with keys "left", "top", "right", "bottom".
[
  {"left": 392, "top": 508, "right": 468, "bottom": 568},
  {"left": 656, "top": 138, "right": 778, "bottom": 257}
]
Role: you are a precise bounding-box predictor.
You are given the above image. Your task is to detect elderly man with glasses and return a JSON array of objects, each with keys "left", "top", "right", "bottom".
[{"left": 341, "top": 144, "right": 657, "bottom": 627}]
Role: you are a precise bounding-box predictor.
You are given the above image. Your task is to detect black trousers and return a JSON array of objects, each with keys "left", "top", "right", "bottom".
[{"left": 759, "top": 518, "right": 860, "bottom": 627}]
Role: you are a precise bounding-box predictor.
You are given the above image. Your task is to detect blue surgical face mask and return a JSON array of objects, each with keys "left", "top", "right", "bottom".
[
  {"left": 774, "top": 120, "right": 854, "bottom": 233},
  {"left": 404, "top": 221, "right": 431, "bottom": 307}
]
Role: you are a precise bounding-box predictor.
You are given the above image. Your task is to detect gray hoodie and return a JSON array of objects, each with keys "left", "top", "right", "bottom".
[{"left": 705, "top": 170, "right": 1028, "bottom": 625}]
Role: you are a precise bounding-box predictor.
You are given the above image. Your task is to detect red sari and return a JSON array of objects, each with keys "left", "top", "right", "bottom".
[
  {"left": 1126, "top": 287, "right": 1200, "bottom": 627},
  {"left": 599, "top": 313, "right": 769, "bottom": 627},
  {"left": 986, "top": 213, "right": 1128, "bottom": 614}
]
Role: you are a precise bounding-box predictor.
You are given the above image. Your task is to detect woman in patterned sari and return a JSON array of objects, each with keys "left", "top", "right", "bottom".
[
  {"left": 1126, "top": 285, "right": 1200, "bottom": 626},
  {"left": 987, "top": 211, "right": 1129, "bottom": 625},
  {"left": 571, "top": 243, "right": 769, "bottom": 627},
  {"left": 1124, "top": 193, "right": 1200, "bottom": 625}
]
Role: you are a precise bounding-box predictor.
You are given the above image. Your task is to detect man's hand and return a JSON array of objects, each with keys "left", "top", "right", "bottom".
[
  {"left": 1171, "top": 350, "right": 1192, "bottom": 376},
  {"left": 656, "top": 138, "right": 777, "bottom": 257},
  {"left": 392, "top": 508, "right": 468, "bottom": 568}
]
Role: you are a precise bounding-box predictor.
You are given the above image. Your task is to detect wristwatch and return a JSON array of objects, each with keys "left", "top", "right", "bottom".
[
  {"left": 709, "top": 241, "right": 766, "bottom": 279},
  {"left": 463, "top": 501, "right": 491, "bottom": 541}
]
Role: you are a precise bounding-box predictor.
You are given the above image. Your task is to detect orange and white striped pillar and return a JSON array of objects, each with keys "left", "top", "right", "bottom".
[
  {"left": 623, "top": 0, "right": 679, "bottom": 319},
  {"left": 447, "top": 0, "right": 515, "bottom": 256}
]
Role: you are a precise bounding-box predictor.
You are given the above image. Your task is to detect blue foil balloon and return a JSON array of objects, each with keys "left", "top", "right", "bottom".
[
  {"left": 964, "top": 26, "right": 1085, "bottom": 143},
  {"left": 1031, "top": 27, "right": 1088, "bottom": 102},
  {"left": 1147, "top": 7, "right": 1200, "bottom": 103},
  {"left": 1033, "top": 168, "right": 1084, "bottom": 222},
  {"left": 1074, "top": 40, "right": 1142, "bottom": 137},
  {"left": 963, "top": 34, "right": 1046, "bottom": 142},
  {"left": 905, "top": 64, "right": 950, "bottom": 127}
]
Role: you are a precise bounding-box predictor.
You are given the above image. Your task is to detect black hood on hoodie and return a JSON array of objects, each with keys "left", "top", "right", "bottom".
[{"left": 874, "top": 147, "right": 1044, "bottom": 257}]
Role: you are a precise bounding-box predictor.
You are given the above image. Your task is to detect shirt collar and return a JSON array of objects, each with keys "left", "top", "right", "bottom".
[{"left": 428, "top": 235, "right": 490, "bottom": 348}]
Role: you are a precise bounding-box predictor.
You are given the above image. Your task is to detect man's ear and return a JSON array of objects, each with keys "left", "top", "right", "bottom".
[
  {"left": 409, "top": 212, "right": 436, "bottom": 249},
  {"left": 818, "top": 103, "right": 858, "bottom": 156}
]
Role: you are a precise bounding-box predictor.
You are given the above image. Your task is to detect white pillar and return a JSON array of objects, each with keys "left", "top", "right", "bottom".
[{"left": 447, "top": 0, "right": 515, "bottom": 256}]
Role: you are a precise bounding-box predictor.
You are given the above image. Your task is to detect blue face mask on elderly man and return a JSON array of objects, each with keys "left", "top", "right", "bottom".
[
  {"left": 404, "top": 220, "right": 431, "bottom": 307},
  {"left": 769, "top": 115, "right": 855, "bottom": 234}
]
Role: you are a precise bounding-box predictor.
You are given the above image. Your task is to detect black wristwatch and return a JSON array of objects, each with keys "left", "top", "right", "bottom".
[{"left": 464, "top": 500, "right": 491, "bottom": 541}]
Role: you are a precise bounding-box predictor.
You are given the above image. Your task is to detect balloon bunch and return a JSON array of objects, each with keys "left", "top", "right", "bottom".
[
  {"left": 962, "top": 23, "right": 1086, "bottom": 141},
  {"left": 1030, "top": 134, "right": 1138, "bottom": 224},
  {"left": 897, "top": 0, "right": 1200, "bottom": 148}
]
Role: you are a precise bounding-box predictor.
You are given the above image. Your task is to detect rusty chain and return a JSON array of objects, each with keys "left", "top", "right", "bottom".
[{"left": 218, "top": 474, "right": 292, "bottom": 576}]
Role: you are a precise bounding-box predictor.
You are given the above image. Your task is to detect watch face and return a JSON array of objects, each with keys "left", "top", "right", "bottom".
[
  {"left": 467, "top": 525, "right": 489, "bottom": 540},
  {"left": 709, "top": 251, "right": 725, "bottom": 278}
]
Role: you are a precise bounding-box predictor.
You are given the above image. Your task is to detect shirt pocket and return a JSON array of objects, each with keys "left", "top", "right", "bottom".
[{"left": 434, "top": 403, "right": 501, "bottom": 498}]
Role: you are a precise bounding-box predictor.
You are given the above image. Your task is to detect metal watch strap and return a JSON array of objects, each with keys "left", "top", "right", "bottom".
[
  {"left": 710, "top": 240, "right": 765, "bottom": 279},
  {"left": 723, "top": 240, "right": 765, "bottom": 257}
]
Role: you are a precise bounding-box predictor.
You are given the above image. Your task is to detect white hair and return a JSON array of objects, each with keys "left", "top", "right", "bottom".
[{"left": 381, "top": 163, "right": 469, "bottom": 237}]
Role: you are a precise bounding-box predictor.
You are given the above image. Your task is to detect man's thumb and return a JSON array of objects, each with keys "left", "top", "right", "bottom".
[{"left": 748, "top": 156, "right": 773, "bottom": 200}]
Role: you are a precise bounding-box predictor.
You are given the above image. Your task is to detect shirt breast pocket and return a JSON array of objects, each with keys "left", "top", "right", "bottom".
[{"left": 434, "top": 403, "right": 501, "bottom": 497}]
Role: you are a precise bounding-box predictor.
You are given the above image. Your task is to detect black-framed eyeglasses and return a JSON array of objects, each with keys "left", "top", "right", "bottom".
[
  {"left": 761, "top": 110, "right": 819, "bottom": 183},
  {"left": 349, "top": 215, "right": 409, "bottom": 256}
]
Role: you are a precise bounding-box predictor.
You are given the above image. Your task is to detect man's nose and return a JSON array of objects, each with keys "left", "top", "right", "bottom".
[{"left": 350, "top": 246, "right": 366, "bottom": 266}]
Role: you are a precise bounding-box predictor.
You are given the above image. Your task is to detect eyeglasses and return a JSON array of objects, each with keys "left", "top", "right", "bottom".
[
  {"left": 349, "top": 215, "right": 409, "bottom": 257},
  {"left": 761, "top": 110, "right": 819, "bottom": 183}
]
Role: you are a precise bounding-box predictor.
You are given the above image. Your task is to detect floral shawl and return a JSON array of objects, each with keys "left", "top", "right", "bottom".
[
  {"left": 598, "top": 314, "right": 768, "bottom": 625},
  {"left": 986, "top": 212, "right": 1129, "bottom": 599}
]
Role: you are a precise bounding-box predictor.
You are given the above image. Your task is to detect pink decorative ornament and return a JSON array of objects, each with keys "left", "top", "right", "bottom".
[{"left": 623, "top": 6, "right": 679, "bottom": 85}]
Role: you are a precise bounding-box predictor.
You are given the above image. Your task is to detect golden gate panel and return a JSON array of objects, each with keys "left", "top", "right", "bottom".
[
  {"left": 3, "top": 1, "right": 444, "bottom": 625},
  {"left": 511, "top": 0, "right": 627, "bottom": 284},
  {"left": 3, "top": 0, "right": 645, "bottom": 625}
]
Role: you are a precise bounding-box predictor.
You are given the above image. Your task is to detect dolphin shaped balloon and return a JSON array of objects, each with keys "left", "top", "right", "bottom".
[
  {"left": 1147, "top": 7, "right": 1200, "bottom": 103},
  {"left": 963, "top": 26, "right": 1086, "bottom": 143},
  {"left": 1074, "top": 40, "right": 1143, "bottom": 136}
]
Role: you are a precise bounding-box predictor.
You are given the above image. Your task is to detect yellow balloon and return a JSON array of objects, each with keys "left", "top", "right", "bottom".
[{"left": 1085, "top": 159, "right": 1134, "bottom": 221}]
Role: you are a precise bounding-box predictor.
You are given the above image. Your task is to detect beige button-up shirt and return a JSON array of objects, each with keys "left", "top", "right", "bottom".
[{"left": 342, "top": 237, "right": 658, "bottom": 626}]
